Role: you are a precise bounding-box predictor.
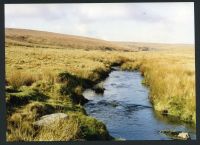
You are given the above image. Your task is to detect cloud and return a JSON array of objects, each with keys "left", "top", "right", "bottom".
[{"left": 5, "top": 3, "right": 194, "bottom": 44}]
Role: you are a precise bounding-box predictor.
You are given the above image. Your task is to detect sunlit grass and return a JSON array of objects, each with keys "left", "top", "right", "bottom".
[
  {"left": 122, "top": 48, "right": 195, "bottom": 124},
  {"left": 5, "top": 28, "right": 195, "bottom": 141}
]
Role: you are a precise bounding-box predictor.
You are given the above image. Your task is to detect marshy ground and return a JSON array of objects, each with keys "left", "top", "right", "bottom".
[{"left": 5, "top": 28, "right": 195, "bottom": 141}]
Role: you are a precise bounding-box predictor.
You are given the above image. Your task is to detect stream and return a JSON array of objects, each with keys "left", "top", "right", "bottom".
[{"left": 83, "top": 68, "right": 196, "bottom": 140}]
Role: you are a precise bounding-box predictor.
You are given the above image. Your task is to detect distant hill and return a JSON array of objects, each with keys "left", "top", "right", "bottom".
[
  {"left": 5, "top": 28, "right": 194, "bottom": 51},
  {"left": 5, "top": 28, "right": 134, "bottom": 51},
  {"left": 113, "top": 41, "right": 194, "bottom": 51}
]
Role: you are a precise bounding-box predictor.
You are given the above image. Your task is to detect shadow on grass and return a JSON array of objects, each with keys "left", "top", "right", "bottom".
[
  {"left": 58, "top": 72, "right": 95, "bottom": 105},
  {"left": 6, "top": 88, "right": 49, "bottom": 110}
]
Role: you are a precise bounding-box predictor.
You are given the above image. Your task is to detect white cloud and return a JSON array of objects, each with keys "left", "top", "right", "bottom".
[
  {"left": 78, "top": 3, "right": 128, "bottom": 19},
  {"left": 5, "top": 3, "right": 194, "bottom": 44}
]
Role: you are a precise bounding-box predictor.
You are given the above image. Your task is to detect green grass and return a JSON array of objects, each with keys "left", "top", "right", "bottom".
[
  {"left": 6, "top": 57, "right": 115, "bottom": 141},
  {"left": 5, "top": 28, "right": 196, "bottom": 141}
]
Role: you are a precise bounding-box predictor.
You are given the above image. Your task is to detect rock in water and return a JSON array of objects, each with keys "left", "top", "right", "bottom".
[
  {"left": 33, "top": 113, "right": 68, "bottom": 127},
  {"left": 160, "top": 130, "right": 190, "bottom": 140},
  {"left": 178, "top": 132, "right": 190, "bottom": 140}
]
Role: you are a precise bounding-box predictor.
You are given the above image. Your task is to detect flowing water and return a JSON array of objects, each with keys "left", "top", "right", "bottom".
[{"left": 83, "top": 68, "right": 196, "bottom": 140}]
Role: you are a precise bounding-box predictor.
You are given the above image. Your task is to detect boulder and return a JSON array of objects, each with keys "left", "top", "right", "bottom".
[
  {"left": 160, "top": 130, "right": 190, "bottom": 140},
  {"left": 178, "top": 132, "right": 190, "bottom": 140},
  {"left": 33, "top": 113, "right": 68, "bottom": 127}
]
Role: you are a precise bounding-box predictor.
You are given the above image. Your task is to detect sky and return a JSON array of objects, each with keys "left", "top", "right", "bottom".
[{"left": 5, "top": 3, "right": 194, "bottom": 44}]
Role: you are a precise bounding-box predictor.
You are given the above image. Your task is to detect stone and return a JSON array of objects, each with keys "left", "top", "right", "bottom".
[
  {"left": 33, "top": 113, "right": 68, "bottom": 127},
  {"left": 160, "top": 130, "right": 190, "bottom": 140},
  {"left": 178, "top": 132, "right": 190, "bottom": 140}
]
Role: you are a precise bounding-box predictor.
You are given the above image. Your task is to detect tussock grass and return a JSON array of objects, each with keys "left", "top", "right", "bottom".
[
  {"left": 34, "top": 117, "right": 81, "bottom": 141},
  {"left": 35, "top": 112, "right": 112, "bottom": 141},
  {"left": 121, "top": 49, "right": 195, "bottom": 124},
  {"left": 8, "top": 71, "right": 36, "bottom": 89},
  {"left": 5, "top": 28, "right": 195, "bottom": 141}
]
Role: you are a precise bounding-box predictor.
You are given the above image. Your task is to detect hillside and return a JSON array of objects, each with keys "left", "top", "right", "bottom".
[
  {"left": 5, "top": 28, "right": 135, "bottom": 51},
  {"left": 113, "top": 41, "right": 194, "bottom": 51},
  {"left": 6, "top": 28, "right": 194, "bottom": 52},
  {"left": 5, "top": 28, "right": 195, "bottom": 141}
]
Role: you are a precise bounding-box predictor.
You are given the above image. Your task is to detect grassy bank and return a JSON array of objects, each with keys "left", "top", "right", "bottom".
[
  {"left": 6, "top": 45, "right": 127, "bottom": 141},
  {"left": 121, "top": 48, "right": 195, "bottom": 124},
  {"left": 5, "top": 28, "right": 195, "bottom": 141}
]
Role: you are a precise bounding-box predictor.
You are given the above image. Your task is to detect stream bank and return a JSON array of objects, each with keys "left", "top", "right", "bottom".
[{"left": 83, "top": 69, "right": 196, "bottom": 140}]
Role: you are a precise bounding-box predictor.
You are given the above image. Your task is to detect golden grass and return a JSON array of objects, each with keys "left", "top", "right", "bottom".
[
  {"left": 6, "top": 28, "right": 135, "bottom": 51},
  {"left": 5, "top": 28, "right": 195, "bottom": 141},
  {"left": 122, "top": 48, "right": 195, "bottom": 123},
  {"left": 8, "top": 70, "right": 37, "bottom": 89},
  {"left": 34, "top": 117, "right": 81, "bottom": 141},
  {"left": 6, "top": 45, "right": 117, "bottom": 141}
]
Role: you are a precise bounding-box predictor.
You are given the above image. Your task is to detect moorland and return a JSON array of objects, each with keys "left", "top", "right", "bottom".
[{"left": 5, "top": 28, "right": 195, "bottom": 141}]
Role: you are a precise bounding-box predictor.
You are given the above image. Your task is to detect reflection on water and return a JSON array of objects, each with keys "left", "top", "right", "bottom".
[{"left": 83, "top": 70, "right": 196, "bottom": 140}]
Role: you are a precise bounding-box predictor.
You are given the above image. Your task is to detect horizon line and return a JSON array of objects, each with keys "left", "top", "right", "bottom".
[{"left": 5, "top": 27, "right": 195, "bottom": 45}]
